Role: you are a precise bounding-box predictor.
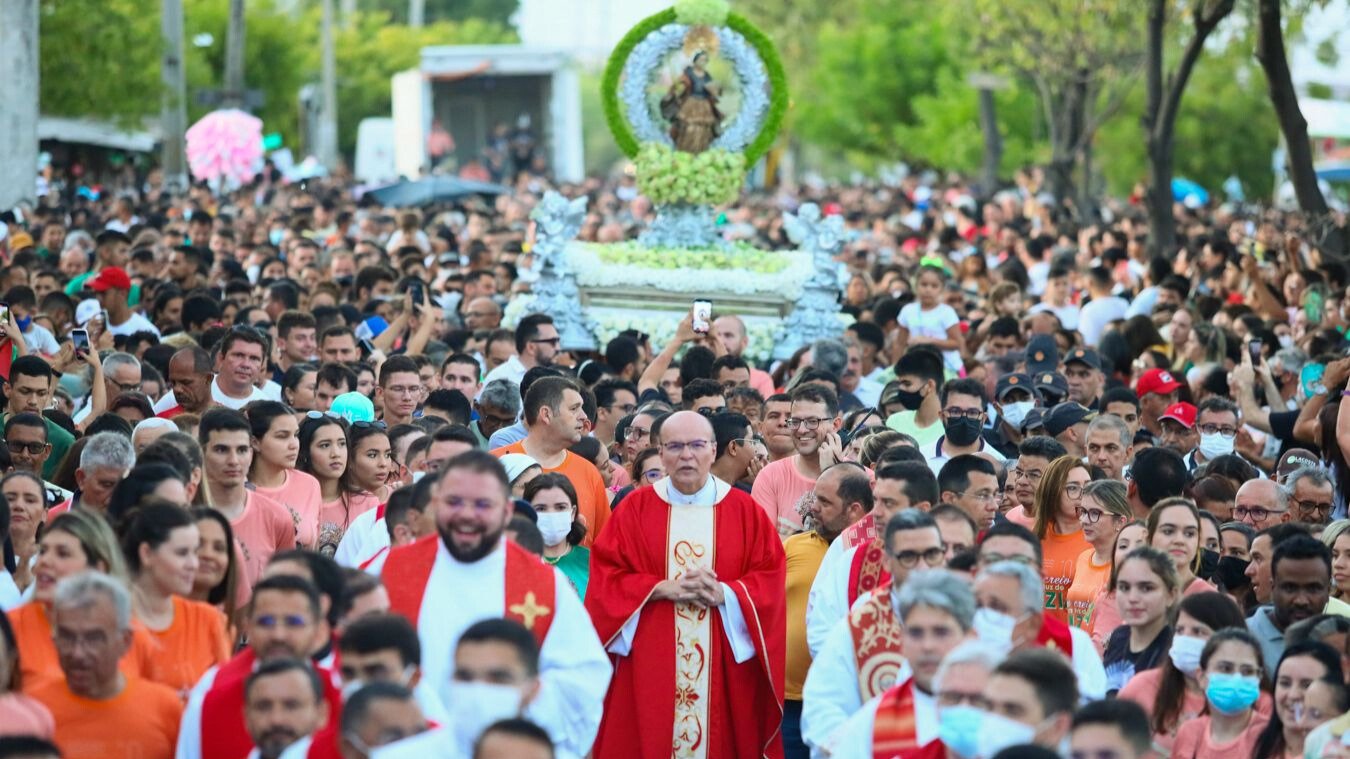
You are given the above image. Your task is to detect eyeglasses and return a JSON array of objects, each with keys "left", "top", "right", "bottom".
[
  {"left": 607, "top": 403, "right": 637, "bottom": 415},
  {"left": 306, "top": 410, "right": 341, "bottom": 420},
  {"left": 1198, "top": 424, "right": 1238, "bottom": 438},
  {"left": 662, "top": 440, "right": 712, "bottom": 455},
  {"left": 1235, "top": 505, "right": 1285, "bottom": 522},
  {"left": 787, "top": 417, "right": 826, "bottom": 430},
  {"left": 624, "top": 426, "right": 650, "bottom": 440},
  {"left": 979, "top": 552, "right": 1039, "bottom": 567},
  {"left": 943, "top": 408, "right": 984, "bottom": 420},
  {"left": 642, "top": 468, "right": 663, "bottom": 482},
  {"left": 1074, "top": 506, "right": 1117, "bottom": 524},
  {"left": 253, "top": 613, "right": 311, "bottom": 629},
  {"left": 5, "top": 441, "right": 48, "bottom": 455},
  {"left": 384, "top": 385, "right": 421, "bottom": 397},
  {"left": 1295, "top": 499, "right": 1334, "bottom": 518},
  {"left": 1063, "top": 483, "right": 1084, "bottom": 500},
  {"left": 892, "top": 547, "right": 945, "bottom": 568},
  {"left": 1011, "top": 467, "right": 1044, "bottom": 482},
  {"left": 352, "top": 421, "right": 388, "bottom": 431},
  {"left": 531, "top": 337, "right": 561, "bottom": 346},
  {"left": 955, "top": 490, "right": 997, "bottom": 502},
  {"left": 112, "top": 379, "right": 142, "bottom": 393},
  {"left": 696, "top": 407, "right": 727, "bottom": 417},
  {"left": 937, "top": 690, "right": 992, "bottom": 710}
]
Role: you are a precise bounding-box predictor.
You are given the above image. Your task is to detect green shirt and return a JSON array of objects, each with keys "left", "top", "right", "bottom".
[
  {"left": 2, "top": 413, "right": 75, "bottom": 482},
  {"left": 65, "top": 269, "right": 140, "bottom": 306},
  {"left": 545, "top": 545, "right": 590, "bottom": 600},
  {"left": 885, "top": 410, "right": 945, "bottom": 450}
]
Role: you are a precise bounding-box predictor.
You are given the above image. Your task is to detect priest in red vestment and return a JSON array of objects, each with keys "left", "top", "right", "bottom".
[
  {"left": 177, "top": 575, "right": 341, "bottom": 759},
  {"left": 586, "top": 411, "right": 787, "bottom": 759}
]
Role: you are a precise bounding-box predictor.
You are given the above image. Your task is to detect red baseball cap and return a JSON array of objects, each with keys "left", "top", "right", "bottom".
[
  {"left": 89, "top": 266, "right": 132, "bottom": 292},
  {"left": 1136, "top": 368, "right": 1183, "bottom": 399},
  {"left": 1160, "top": 402, "right": 1197, "bottom": 429}
]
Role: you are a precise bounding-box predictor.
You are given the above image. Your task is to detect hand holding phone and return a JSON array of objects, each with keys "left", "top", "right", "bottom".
[
  {"left": 692, "top": 299, "right": 712, "bottom": 335},
  {"left": 1248, "top": 339, "right": 1263, "bottom": 367},
  {"left": 72, "top": 329, "right": 90, "bottom": 355}
]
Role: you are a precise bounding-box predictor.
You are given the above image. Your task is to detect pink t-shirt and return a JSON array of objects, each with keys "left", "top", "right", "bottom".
[
  {"left": 316, "top": 492, "right": 382, "bottom": 557},
  {"left": 1171, "top": 711, "right": 1269, "bottom": 759},
  {"left": 1091, "top": 577, "right": 1219, "bottom": 654},
  {"left": 751, "top": 456, "right": 816, "bottom": 536},
  {"left": 252, "top": 470, "right": 323, "bottom": 551},
  {"left": 1118, "top": 667, "right": 1274, "bottom": 755},
  {"left": 229, "top": 491, "right": 298, "bottom": 587},
  {"left": 1003, "top": 505, "right": 1036, "bottom": 529}
]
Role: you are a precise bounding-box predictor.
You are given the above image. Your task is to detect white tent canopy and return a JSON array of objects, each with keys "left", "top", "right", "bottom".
[{"left": 1301, "top": 98, "right": 1350, "bottom": 140}]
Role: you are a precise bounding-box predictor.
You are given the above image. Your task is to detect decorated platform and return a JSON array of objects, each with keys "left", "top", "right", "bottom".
[{"left": 506, "top": 0, "right": 848, "bottom": 364}]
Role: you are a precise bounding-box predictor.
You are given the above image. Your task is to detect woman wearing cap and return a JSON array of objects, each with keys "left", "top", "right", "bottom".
[{"left": 500, "top": 453, "right": 542, "bottom": 499}]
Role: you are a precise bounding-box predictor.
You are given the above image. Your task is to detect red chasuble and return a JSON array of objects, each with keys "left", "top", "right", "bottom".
[
  {"left": 848, "top": 590, "right": 904, "bottom": 700},
  {"left": 585, "top": 479, "right": 787, "bottom": 759},
  {"left": 841, "top": 513, "right": 891, "bottom": 607},
  {"left": 870, "top": 679, "right": 946, "bottom": 759},
  {"left": 382, "top": 534, "right": 557, "bottom": 644},
  {"left": 199, "top": 648, "right": 342, "bottom": 759}
]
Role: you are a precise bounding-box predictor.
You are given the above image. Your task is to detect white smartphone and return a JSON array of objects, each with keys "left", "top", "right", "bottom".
[{"left": 692, "top": 299, "right": 712, "bottom": 334}]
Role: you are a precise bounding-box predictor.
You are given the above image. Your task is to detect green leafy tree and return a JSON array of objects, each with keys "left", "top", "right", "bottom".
[
  {"left": 39, "top": 0, "right": 162, "bottom": 125},
  {"left": 363, "top": 0, "right": 517, "bottom": 27}
]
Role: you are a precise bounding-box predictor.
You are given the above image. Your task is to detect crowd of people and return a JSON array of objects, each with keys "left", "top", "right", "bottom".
[{"left": 0, "top": 164, "right": 1349, "bottom": 759}]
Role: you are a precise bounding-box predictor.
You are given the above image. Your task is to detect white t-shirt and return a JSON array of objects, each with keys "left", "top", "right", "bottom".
[
  {"left": 1029, "top": 301, "right": 1080, "bottom": 331},
  {"left": 22, "top": 323, "right": 60, "bottom": 356},
  {"left": 1077, "top": 296, "right": 1129, "bottom": 346},
  {"left": 899, "top": 302, "right": 962, "bottom": 373},
  {"left": 151, "top": 377, "right": 271, "bottom": 413},
  {"left": 108, "top": 311, "right": 161, "bottom": 338}
]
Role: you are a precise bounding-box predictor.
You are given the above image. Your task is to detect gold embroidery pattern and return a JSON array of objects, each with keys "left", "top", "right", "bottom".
[
  {"left": 669, "top": 504, "right": 714, "bottom": 759},
  {"left": 849, "top": 591, "right": 905, "bottom": 700}
]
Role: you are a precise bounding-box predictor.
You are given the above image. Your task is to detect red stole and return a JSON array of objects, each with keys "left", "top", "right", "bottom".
[
  {"left": 840, "top": 512, "right": 879, "bottom": 549},
  {"left": 848, "top": 590, "right": 905, "bottom": 700},
  {"left": 383, "top": 535, "right": 556, "bottom": 645},
  {"left": 842, "top": 513, "right": 891, "bottom": 607},
  {"left": 870, "top": 679, "right": 945, "bottom": 759},
  {"left": 1035, "top": 613, "right": 1075, "bottom": 656},
  {"left": 199, "top": 648, "right": 342, "bottom": 759},
  {"left": 156, "top": 404, "right": 185, "bottom": 419},
  {"left": 585, "top": 484, "right": 786, "bottom": 759}
]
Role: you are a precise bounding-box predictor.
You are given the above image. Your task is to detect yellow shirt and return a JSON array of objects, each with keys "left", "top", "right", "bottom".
[{"left": 784, "top": 530, "right": 831, "bottom": 701}]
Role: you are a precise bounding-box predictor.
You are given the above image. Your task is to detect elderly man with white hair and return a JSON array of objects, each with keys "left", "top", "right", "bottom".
[
  {"left": 27, "top": 572, "right": 182, "bottom": 757},
  {"left": 73, "top": 351, "right": 141, "bottom": 424},
  {"left": 132, "top": 417, "right": 177, "bottom": 454},
  {"left": 48, "top": 431, "right": 135, "bottom": 518},
  {"left": 971, "top": 559, "right": 1106, "bottom": 701},
  {"left": 826, "top": 571, "right": 986, "bottom": 758}
]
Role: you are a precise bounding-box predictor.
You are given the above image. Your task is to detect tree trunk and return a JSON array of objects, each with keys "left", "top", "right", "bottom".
[
  {"left": 1144, "top": 0, "right": 1236, "bottom": 259},
  {"left": 224, "top": 0, "right": 246, "bottom": 109},
  {"left": 978, "top": 87, "right": 1002, "bottom": 195},
  {"left": 1254, "top": 0, "right": 1346, "bottom": 258},
  {"left": 161, "top": 0, "right": 189, "bottom": 192},
  {"left": 0, "top": 0, "right": 38, "bottom": 210},
  {"left": 317, "top": 0, "right": 340, "bottom": 169}
]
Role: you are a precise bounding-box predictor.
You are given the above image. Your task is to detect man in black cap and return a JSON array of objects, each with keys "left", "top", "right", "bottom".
[
  {"left": 1035, "top": 371, "right": 1070, "bottom": 408},
  {"left": 1044, "top": 402, "right": 1096, "bottom": 459},
  {"left": 1063, "top": 347, "right": 1104, "bottom": 409},
  {"left": 989, "top": 372, "right": 1039, "bottom": 458},
  {"left": 1025, "top": 333, "right": 1059, "bottom": 376}
]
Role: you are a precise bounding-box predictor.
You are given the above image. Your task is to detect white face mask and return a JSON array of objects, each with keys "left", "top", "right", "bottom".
[
  {"left": 536, "top": 511, "right": 573, "bottom": 547},
  {"left": 447, "top": 681, "right": 524, "bottom": 747},
  {"left": 1168, "top": 634, "right": 1206, "bottom": 676},
  {"left": 972, "top": 607, "right": 1018, "bottom": 655},
  {"left": 1000, "top": 401, "right": 1034, "bottom": 429},
  {"left": 976, "top": 710, "right": 1039, "bottom": 757},
  {"left": 1198, "top": 431, "right": 1235, "bottom": 459}
]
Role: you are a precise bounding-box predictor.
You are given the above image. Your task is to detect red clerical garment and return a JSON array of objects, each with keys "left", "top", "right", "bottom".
[
  {"left": 585, "top": 477, "right": 787, "bottom": 759},
  {"left": 199, "top": 648, "right": 342, "bottom": 759}
]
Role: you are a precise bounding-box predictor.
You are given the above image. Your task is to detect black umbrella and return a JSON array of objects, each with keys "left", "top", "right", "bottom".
[{"left": 366, "top": 176, "right": 510, "bottom": 207}]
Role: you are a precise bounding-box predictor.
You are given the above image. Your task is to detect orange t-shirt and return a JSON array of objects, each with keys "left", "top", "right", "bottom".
[
  {"left": 1066, "top": 547, "right": 1112, "bottom": 630},
  {"left": 140, "top": 596, "right": 231, "bottom": 699},
  {"left": 252, "top": 469, "right": 324, "bottom": 550},
  {"left": 8, "top": 602, "right": 162, "bottom": 693},
  {"left": 229, "top": 491, "right": 298, "bottom": 587},
  {"left": 31, "top": 675, "right": 182, "bottom": 759},
  {"left": 492, "top": 443, "right": 611, "bottom": 545},
  {"left": 1040, "top": 527, "right": 1090, "bottom": 624}
]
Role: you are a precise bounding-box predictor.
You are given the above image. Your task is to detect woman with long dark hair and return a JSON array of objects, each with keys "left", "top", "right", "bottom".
[
  {"left": 1117, "top": 591, "right": 1252, "bottom": 753},
  {"left": 188, "top": 507, "right": 245, "bottom": 638},
  {"left": 1253, "top": 641, "right": 1343, "bottom": 758},
  {"left": 525, "top": 473, "right": 590, "bottom": 598},
  {"left": 1032, "top": 455, "right": 1092, "bottom": 624},
  {"left": 1103, "top": 547, "right": 1180, "bottom": 695},
  {"left": 247, "top": 401, "right": 323, "bottom": 550}
]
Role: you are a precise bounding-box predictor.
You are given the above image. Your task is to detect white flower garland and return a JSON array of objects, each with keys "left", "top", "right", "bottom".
[{"left": 565, "top": 241, "right": 813, "bottom": 298}]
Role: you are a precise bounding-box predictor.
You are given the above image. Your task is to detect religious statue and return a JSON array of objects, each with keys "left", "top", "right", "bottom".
[{"left": 660, "top": 50, "right": 723, "bottom": 154}]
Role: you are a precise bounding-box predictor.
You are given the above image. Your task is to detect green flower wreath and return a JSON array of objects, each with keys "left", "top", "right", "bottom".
[{"left": 601, "top": 7, "right": 787, "bottom": 166}]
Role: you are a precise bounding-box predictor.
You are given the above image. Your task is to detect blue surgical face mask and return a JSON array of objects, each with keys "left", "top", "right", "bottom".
[
  {"left": 1205, "top": 672, "right": 1261, "bottom": 715},
  {"left": 269, "top": 228, "right": 285, "bottom": 246},
  {"left": 937, "top": 706, "right": 983, "bottom": 758},
  {"left": 15, "top": 315, "right": 31, "bottom": 332}
]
